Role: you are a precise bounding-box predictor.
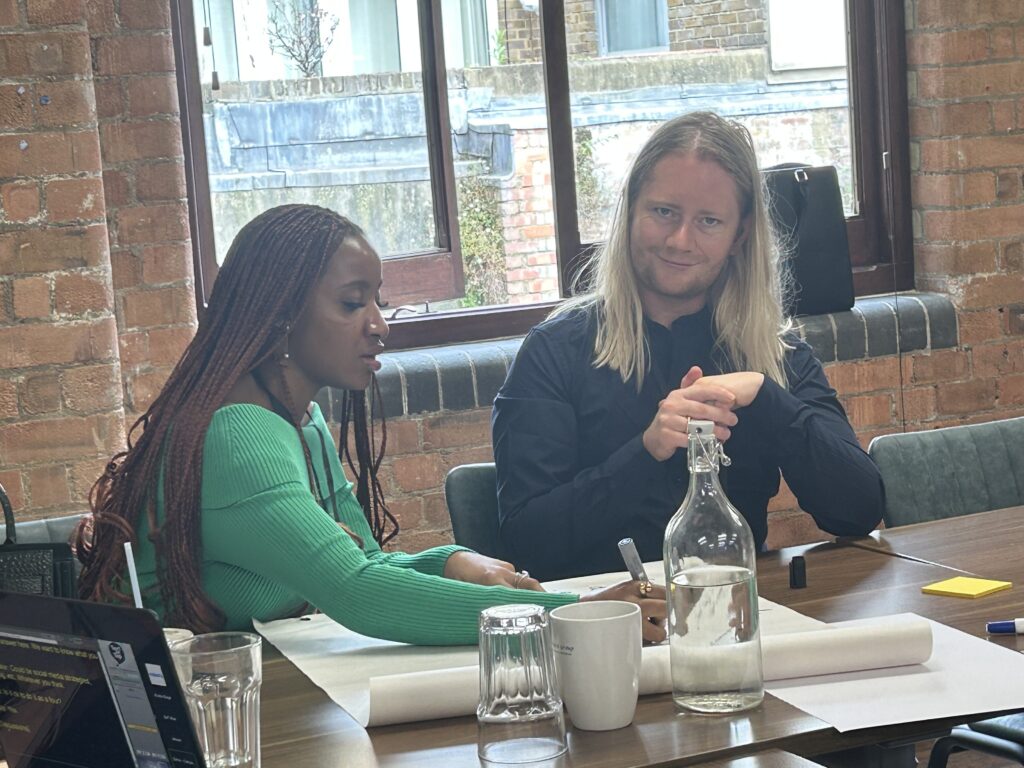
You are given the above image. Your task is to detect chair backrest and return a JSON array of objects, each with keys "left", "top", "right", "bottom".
[
  {"left": 14, "top": 514, "right": 85, "bottom": 546},
  {"left": 444, "top": 463, "right": 506, "bottom": 560},
  {"left": 868, "top": 416, "right": 1024, "bottom": 527}
]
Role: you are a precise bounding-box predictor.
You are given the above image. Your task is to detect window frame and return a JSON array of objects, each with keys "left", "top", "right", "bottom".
[
  {"left": 595, "top": 0, "right": 669, "bottom": 57},
  {"left": 172, "top": 0, "right": 912, "bottom": 351}
]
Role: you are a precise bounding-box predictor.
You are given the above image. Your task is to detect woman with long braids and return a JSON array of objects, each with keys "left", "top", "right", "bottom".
[{"left": 76, "top": 204, "right": 665, "bottom": 645}]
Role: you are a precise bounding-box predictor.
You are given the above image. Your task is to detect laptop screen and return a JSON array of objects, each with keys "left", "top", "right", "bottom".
[{"left": 0, "top": 591, "right": 206, "bottom": 768}]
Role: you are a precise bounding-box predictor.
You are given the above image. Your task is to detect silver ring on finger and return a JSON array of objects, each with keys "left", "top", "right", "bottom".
[{"left": 513, "top": 569, "right": 529, "bottom": 589}]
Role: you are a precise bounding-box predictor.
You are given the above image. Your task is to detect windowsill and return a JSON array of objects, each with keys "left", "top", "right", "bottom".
[{"left": 318, "top": 292, "right": 957, "bottom": 420}]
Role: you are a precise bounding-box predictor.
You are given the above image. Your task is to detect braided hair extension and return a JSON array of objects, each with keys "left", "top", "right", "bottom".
[
  {"left": 339, "top": 381, "right": 399, "bottom": 548},
  {"left": 75, "top": 204, "right": 394, "bottom": 632}
]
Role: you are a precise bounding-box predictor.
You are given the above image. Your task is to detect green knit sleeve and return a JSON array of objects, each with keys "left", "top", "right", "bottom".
[{"left": 204, "top": 406, "right": 578, "bottom": 645}]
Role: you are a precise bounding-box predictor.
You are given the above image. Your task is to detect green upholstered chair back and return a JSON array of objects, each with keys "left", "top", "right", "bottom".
[
  {"left": 868, "top": 416, "right": 1024, "bottom": 528},
  {"left": 444, "top": 463, "right": 506, "bottom": 560},
  {"left": 14, "top": 513, "right": 85, "bottom": 546}
]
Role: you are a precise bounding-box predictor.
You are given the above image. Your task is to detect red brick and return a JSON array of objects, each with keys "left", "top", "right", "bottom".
[
  {"left": 54, "top": 271, "right": 112, "bottom": 315},
  {"left": 386, "top": 497, "right": 424, "bottom": 531},
  {"left": 0, "top": 85, "right": 33, "bottom": 129},
  {"left": 843, "top": 393, "right": 893, "bottom": 429},
  {"left": 932, "top": 103, "right": 994, "bottom": 138},
  {"left": 421, "top": 492, "right": 453, "bottom": 529},
  {"left": 120, "top": 284, "right": 195, "bottom": 328},
  {"left": 0, "top": 471, "right": 25, "bottom": 512},
  {"left": 102, "top": 169, "right": 131, "bottom": 207},
  {"left": 34, "top": 79, "right": 95, "bottom": 127},
  {"left": 0, "top": 131, "right": 100, "bottom": 177},
  {"left": 1000, "top": 374, "right": 1024, "bottom": 406},
  {"left": 907, "top": 29, "right": 990, "bottom": 66},
  {"left": 992, "top": 27, "right": 1016, "bottom": 59},
  {"left": 1, "top": 181, "right": 41, "bottom": 222},
  {"left": 992, "top": 100, "right": 1016, "bottom": 133},
  {"left": 70, "top": 457, "right": 110, "bottom": 500},
  {"left": 12, "top": 275, "right": 51, "bottom": 319},
  {"left": 917, "top": 0, "right": 1024, "bottom": 28},
  {"left": 422, "top": 411, "right": 491, "bottom": 449},
  {"left": 109, "top": 249, "right": 143, "bottom": 290},
  {"left": 0, "top": 0, "right": 19, "bottom": 26},
  {"left": 441, "top": 446, "right": 493, "bottom": 472},
  {"left": 0, "top": 30, "right": 90, "bottom": 76},
  {"left": 959, "top": 309, "right": 1006, "bottom": 345},
  {"left": 1002, "top": 241, "right": 1024, "bottom": 272},
  {"left": 961, "top": 274, "right": 1024, "bottom": 309},
  {"left": 94, "top": 79, "right": 125, "bottom": 120},
  {"left": 0, "top": 317, "right": 117, "bottom": 369},
  {"left": 923, "top": 205, "right": 1024, "bottom": 242},
  {"left": 95, "top": 34, "right": 175, "bottom": 76},
  {"left": 378, "top": 418, "right": 420, "bottom": 456},
  {"left": 45, "top": 176, "right": 105, "bottom": 222},
  {"left": 973, "top": 341, "right": 1024, "bottom": 378},
  {"left": 898, "top": 386, "right": 937, "bottom": 424},
  {"left": 387, "top": 529, "right": 454, "bottom": 554},
  {"left": 128, "top": 369, "right": 170, "bottom": 412},
  {"left": 390, "top": 453, "right": 446, "bottom": 493},
  {"left": 914, "top": 241, "right": 997, "bottom": 276},
  {"left": 145, "top": 326, "right": 195, "bottom": 365},
  {"left": 128, "top": 74, "right": 178, "bottom": 117},
  {"left": 0, "top": 225, "right": 108, "bottom": 273},
  {"left": 83, "top": 0, "right": 115, "bottom": 33},
  {"left": 101, "top": 121, "right": 183, "bottom": 164},
  {"left": 119, "top": 0, "right": 171, "bottom": 30},
  {"left": 996, "top": 170, "right": 1021, "bottom": 200},
  {"left": 21, "top": 373, "right": 61, "bottom": 414},
  {"left": 26, "top": 0, "right": 83, "bottom": 25},
  {"left": 0, "top": 378, "right": 18, "bottom": 420},
  {"left": 118, "top": 330, "right": 148, "bottom": 367},
  {"left": 140, "top": 243, "right": 192, "bottom": 284},
  {"left": 824, "top": 356, "right": 904, "bottom": 396},
  {"left": 116, "top": 203, "right": 189, "bottom": 245},
  {"left": 62, "top": 363, "right": 122, "bottom": 412},
  {"left": 136, "top": 161, "right": 186, "bottom": 201},
  {"left": 937, "top": 378, "right": 997, "bottom": 415},
  {"left": 26, "top": 464, "right": 71, "bottom": 509},
  {"left": 0, "top": 413, "right": 124, "bottom": 463},
  {"left": 911, "top": 349, "right": 969, "bottom": 384}
]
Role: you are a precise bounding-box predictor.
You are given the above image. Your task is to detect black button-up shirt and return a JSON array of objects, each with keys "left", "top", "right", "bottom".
[{"left": 492, "top": 305, "right": 884, "bottom": 581}]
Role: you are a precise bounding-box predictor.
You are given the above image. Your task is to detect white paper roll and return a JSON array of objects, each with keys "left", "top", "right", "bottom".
[{"left": 365, "top": 615, "right": 932, "bottom": 726}]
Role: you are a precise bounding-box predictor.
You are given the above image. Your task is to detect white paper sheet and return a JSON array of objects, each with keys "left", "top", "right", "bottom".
[{"left": 765, "top": 616, "right": 1024, "bottom": 733}]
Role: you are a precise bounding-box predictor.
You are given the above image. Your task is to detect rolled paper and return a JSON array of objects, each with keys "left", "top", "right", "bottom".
[{"left": 364, "top": 615, "right": 932, "bottom": 727}]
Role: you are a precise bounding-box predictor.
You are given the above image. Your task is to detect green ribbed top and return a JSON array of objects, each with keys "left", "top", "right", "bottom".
[{"left": 133, "top": 403, "right": 576, "bottom": 645}]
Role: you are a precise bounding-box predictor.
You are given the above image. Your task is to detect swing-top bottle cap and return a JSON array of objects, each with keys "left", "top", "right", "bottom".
[{"left": 687, "top": 419, "right": 715, "bottom": 436}]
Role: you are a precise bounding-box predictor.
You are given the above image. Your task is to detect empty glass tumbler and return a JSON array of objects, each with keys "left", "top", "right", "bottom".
[
  {"left": 477, "top": 604, "right": 567, "bottom": 764},
  {"left": 169, "top": 632, "right": 262, "bottom": 768}
]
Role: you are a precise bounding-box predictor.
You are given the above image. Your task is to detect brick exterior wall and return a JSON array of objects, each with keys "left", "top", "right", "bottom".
[
  {"left": 1, "top": 1, "right": 1022, "bottom": 562},
  {"left": 668, "top": 0, "right": 765, "bottom": 52},
  {"left": 498, "top": 0, "right": 543, "bottom": 65}
]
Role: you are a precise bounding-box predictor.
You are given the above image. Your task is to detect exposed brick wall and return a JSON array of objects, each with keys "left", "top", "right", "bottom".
[
  {"left": 564, "top": 0, "right": 598, "bottom": 59},
  {"left": 497, "top": 0, "right": 543, "bottom": 65},
  {"left": 669, "top": 0, "right": 766, "bottom": 52},
  {"left": 0, "top": 0, "right": 192, "bottom": 522}
]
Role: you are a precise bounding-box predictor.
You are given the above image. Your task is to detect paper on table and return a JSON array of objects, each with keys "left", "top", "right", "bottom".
[
  {"left": 365, "top": 614, "right": 932, "bottom": 726},
  {"left": 766, "top": 616, "right": 1024, "bottom": 732}
]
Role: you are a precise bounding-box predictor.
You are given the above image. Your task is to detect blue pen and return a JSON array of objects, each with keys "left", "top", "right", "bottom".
[{"left": 986, "top": 618, "right": 1024, "bottom": 635}]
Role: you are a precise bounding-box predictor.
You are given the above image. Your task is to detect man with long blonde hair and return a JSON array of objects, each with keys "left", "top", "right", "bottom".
[{"left": 492, "top": 112, "right": 883, "bottom": 581}]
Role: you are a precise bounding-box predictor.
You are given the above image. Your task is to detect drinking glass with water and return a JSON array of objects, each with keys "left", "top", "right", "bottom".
[{"left": 169, "top": 632, "right": 262, "bottom": 768}]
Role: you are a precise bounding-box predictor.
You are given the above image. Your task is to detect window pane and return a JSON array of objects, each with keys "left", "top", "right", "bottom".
[
  {"left": 599, "top": 0, "right": 668, "bottom": 54},
  {"left": 438, "top": 0, "right": 560, "bottom": 311},
  {"left": 195, "top": 0, "right": 437, "bottom": 271},
  {"left": 569, "top": 0, "right": 854, "bottom": 245}
]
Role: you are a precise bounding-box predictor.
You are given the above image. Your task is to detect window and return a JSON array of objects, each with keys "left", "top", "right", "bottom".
[
  {"left": 596, "top": 0, "right": 668, "bottom": 55},
  {"left": 171, "top": 0, "right": 912, "bottom": 350}
]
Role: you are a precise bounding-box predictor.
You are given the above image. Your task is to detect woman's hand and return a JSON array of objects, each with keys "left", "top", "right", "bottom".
[
  {"left": 579, "top": 580, "right": 667, "bottom": 644},
  {"left": 443, "top": 551, "right": 544, "bottom": 591},
  {"left": 698, "top": 372, "right": 765, "bottom": 409},
  {"left": 643, "top": 366, "right": 738, "bottom": 460}
]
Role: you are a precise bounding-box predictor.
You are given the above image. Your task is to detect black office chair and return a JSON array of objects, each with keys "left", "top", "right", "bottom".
[
  {"left": 443, "top": 463, "right": 507, "bottom": 561},
  {"left": 927, "top": 715, "right": 1024, "bottom": 767},
  {"left": 867, "top": 416, "right": 1024, "bottom": 527}
]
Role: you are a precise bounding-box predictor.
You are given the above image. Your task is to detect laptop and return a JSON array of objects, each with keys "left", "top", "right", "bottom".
[{"left": 0, "top": 591, "right": 207, "bottom": 768}]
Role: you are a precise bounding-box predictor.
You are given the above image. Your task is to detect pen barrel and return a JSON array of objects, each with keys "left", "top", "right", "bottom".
[{"left": 985, "top": 619, "right": 1024, "bottom": 634}]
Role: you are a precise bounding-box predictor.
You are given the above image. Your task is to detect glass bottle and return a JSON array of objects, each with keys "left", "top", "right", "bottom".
[{"left": 663, "top": 419, "right": 764, "bottom": 713}]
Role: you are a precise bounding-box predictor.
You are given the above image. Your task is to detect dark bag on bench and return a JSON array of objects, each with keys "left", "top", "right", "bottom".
[
  {"left": 0, "top": 482, "right": 77, "bottom": 597},
  {"left": 762, "top": 163, "right": 854, "bottom": 317}
]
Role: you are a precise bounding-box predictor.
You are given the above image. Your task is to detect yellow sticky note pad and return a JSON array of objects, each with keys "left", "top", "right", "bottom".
[{"left": 921, "top": 576, "right": 1012, "bottom": 598}]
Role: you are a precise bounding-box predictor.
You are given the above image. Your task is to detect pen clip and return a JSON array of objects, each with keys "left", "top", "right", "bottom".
[{"left": 617, "top": 537, "right": 650, "bottom": 585}]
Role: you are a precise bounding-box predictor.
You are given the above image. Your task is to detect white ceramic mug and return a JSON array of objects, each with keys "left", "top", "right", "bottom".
[{"left": 549, "top": 600, "right": 642, "bottom": 731}]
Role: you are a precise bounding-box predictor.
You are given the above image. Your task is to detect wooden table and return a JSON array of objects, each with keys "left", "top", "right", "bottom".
[{"left": 260, "top": 512, "right": 1023, "bottom": 767}]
